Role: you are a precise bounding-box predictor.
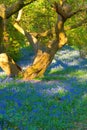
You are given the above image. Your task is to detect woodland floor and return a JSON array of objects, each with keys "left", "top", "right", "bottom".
[{"left": 0, "top": 45, "right": 87, "bottom": 129}]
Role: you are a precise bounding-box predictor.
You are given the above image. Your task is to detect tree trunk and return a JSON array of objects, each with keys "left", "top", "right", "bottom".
[
  {"left": 23, "top": 13, "right": 67, "bottom": 80},
  {"left": 0, "top": 4, "right": 6, "bottom": 53},
  {"left": 0, "top": 53, "right": 22, "bottom": 77},
  {"left": 23, "top": 46, "right": 57, "bottom": 80},
  {"left": 0, "top": 4, "right": 22, "bottom": 76}
]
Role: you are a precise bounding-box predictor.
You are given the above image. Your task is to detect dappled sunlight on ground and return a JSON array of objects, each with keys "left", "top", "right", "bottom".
[
  {"left": 0, "top": 78, "right": 87, "bottom": 129},
  {"left": 0, "top": 45, "right": 87, "bottom": 129}
]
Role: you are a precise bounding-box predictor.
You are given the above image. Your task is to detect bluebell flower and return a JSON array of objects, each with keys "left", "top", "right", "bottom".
[
  {"left": 36, "top": 92, "right": 42, "bottom": 97},
  {"left": 49, "top": 111, "right": 61, "bottom": 117},
  {"left": 15, "top": 99, "right": 22, "bottom": 107},
  {"left": 0, "top": 90, "right": 4, "bottom": 95},
  {"left": 61, "top": 94, "right": 72, "bottom": 102},
  {"left": 0, "top": 126, "right": 2, "bottom": 130},
  {"left": 50, "top": 105, "right": 57, "bottom": 110},
  {"left": 0, "top": 101, "right": 6, "bottom": 108},
  {"left": 32, "top": 109, "right": 39, "bottom": 113},
  {"left": 0, "top": 110, "right": 6, "bottom": 115}
]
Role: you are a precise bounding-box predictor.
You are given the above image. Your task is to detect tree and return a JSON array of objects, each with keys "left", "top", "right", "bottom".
[{"left": 0, "top": 0, "right": 87, "bottom": 80}]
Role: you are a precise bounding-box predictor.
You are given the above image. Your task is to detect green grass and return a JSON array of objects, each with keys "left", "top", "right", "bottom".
[
  {"left": 37, "top": 75, "right": 67, "bottom": 81},
  {"left": 48, "top": 67, "right": 86, "bottom": 76},
  {"left": 0, "top": 66, "right": 87, "bottom": 129},
  {"left": 36, "top": 67, "right": 87, "bottom": 86}
]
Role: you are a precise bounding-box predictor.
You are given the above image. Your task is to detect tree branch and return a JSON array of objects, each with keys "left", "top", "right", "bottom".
[
  {"left": 6, "top": 0, "right": 37, "bottom": 18},
  {"left": 16, "top": 9, "right": 23, "bottom": 22},
  {"left": 65, "top": 17, "right": 87, "bottom": 30},
  {"left": 67, "top": 5, "right": 87, "bottom": 18},
  {"left": 53, "top": 2, "right": 67, "bottom": 19},
  {"left": 12, "top": 8, "right": 38, "bottom": 53},
  {"left": 14, "top": 22, "right": 38, "bottom": 52},
  {"left": 24, "top": 0, "right": 37, "bottom": 6}
]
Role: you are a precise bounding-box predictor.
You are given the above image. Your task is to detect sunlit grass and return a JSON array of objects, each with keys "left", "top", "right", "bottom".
[
  {"left": 48, "top": 67, "right": 86, "bottom": 76},
  {"left": 37, "top": 75, "right": 67, "bottom": 81},
  {"left": 46, "top": 67, "right": 87, "bottom": 81},
  {"left": 0, "top": 74, "right": 6, "bottom": 79}
]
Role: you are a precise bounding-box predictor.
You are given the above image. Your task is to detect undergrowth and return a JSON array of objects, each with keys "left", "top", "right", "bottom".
[{"left": 0, "top": 66, "right": 87, "bottom": 129}]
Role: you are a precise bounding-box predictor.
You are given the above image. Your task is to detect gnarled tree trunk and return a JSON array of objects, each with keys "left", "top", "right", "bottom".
[
  {"left": 23, "top": 14, "right": 67, "bottom": 80},
  {"left": 0, "top": 4, "right": 6, "bottom": 53},
  {"left": 23, "top": 2, "right": 69, "bottom": 80},
  {"left": 0, "top": 53, "right": 22, "bottom": 77},
  {"left": 0, "top": 4, "right": 22, "bottom": 76}
]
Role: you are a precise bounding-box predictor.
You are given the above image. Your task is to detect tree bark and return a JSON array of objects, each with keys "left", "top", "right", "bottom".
[
  {"left": 6, "top": 0, "right": 37, "bottom": 19},
  {"left": 0, "top": 4, "right": 22, "bottom": 76},
  {"left": 23, "top": 13, "right": 67, "bottom": 80},
  {"left": 0, "top": 4, "right": 6, "bottom": 53},
  {"left": 0, "top": 1, "right": 37, "bottom": 77},
  {"left": 23, "top": 2, "right": 69, "bottom": 80},
  {"left": 0, "top": 53, "right": 22, "bottom": 77}
]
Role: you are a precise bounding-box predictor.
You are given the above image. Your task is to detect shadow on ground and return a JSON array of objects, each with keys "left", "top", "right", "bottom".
[{"left": 0, "top": 45, "right": 87, "bottom": 129}]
